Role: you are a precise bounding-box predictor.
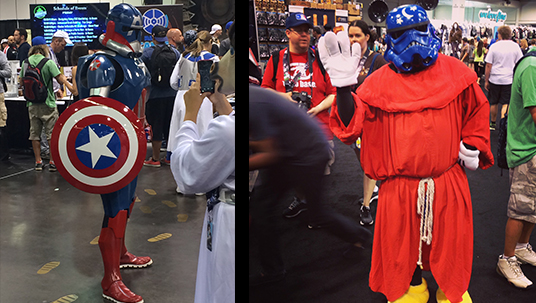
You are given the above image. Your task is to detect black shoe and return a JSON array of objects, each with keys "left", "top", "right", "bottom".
[
  {"left": 282, "top": 197, "right": 307, "bottom": 218},
  {"left": 49, "top": 163, "right": 57, "bottom": 172},
  {"left": 490, "top": 122, "right": 496, "bottom": 131},
  {"left": 35, "top": 162, "right": 43, "bottom": 171},
  {"left": 360, "top": 205, "right": 374, "bottom": 226},
  {"left": 249, "top": 270, "right": 286, "bottom": 286}
]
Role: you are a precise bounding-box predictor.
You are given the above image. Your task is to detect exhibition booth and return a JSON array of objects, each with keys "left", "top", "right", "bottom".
[{"left": 2, "top": 2, "right": 185, "bottom": 150}]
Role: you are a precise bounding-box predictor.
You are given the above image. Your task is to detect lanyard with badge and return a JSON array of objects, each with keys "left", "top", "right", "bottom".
[{"left": 357, "top": 49, "right": 371, "bottom": 77}]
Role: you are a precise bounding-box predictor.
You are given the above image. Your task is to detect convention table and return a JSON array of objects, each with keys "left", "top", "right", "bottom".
[{"left": 4, "top": 96, "right": 70, "bottom": 150}]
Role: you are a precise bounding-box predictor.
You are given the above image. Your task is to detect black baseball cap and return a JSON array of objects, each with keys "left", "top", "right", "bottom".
[
  {"left": 285, "top": 13, "right": 313, "bottom": 30},
  {"left": 152, "top": 25, "right": 168, "bottom": 42}
]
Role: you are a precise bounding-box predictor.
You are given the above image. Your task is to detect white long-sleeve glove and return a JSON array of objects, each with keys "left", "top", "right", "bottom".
[
  {"left": 458, "top": 141, "right": 480, "bottom": 171},
  {"left": 317, "top": 31, "right": 361, "bottom": 87}
]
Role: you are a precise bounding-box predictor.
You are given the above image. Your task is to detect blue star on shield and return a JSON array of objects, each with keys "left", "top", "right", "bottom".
[{"left": 75, "top": 124, "right": 121, "bottom": 169}]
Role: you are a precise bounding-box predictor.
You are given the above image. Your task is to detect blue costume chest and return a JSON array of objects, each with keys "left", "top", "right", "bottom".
[{"left": 77, "top": 51, "right": 150, "bottom": 109}]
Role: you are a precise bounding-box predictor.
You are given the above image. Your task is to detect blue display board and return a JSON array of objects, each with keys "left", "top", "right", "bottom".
[{"left": 30, "top": 3, "right": 109, "bottom": 49}]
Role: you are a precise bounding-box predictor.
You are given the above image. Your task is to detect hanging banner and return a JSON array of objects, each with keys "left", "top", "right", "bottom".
[
  {"left": 478, "top": 8, "right": 507, "bottom": 23},
  {"left": 136, "top": 5, "right": 184, "bottom": 49}
]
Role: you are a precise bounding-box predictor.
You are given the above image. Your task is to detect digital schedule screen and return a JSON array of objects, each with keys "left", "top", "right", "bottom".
[{"left": 30, "top": 3, "right": 109, "bottom": 49}]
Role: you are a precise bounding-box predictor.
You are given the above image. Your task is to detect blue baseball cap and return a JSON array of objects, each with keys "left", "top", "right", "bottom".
[
  {"left": 285, "top": 13, "right": 312, "bottom": 30},
  {"left": 225, "top": 21, "right": 234, "bottom": 31},
  {"left": 152, "top": 25, "right": 168, "bottom": 43},
  {"left": 32, "top": 36, "right": 47, "bottom": 46}
]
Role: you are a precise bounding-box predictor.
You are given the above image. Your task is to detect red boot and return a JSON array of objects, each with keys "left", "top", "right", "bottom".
[
  {"left": 120, "top": 251, "right": 153, "bottom": 269},
  {"left": 120, "top": 200, "right": 153, "bottom": 269},
  {"left": 99, "top": 210, "right": 143, "bottom": 303}
]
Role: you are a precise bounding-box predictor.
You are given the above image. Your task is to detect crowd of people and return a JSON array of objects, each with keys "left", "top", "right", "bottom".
[
  {"left": 249, "top": 4, "right": 536, "bottom": 303},
  {"left": 1, "top": 3, "right": 235, "bottom": 303}
]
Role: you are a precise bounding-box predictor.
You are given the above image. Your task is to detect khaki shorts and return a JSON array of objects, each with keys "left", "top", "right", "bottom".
[
  {"left": 0, "top": 93, "right": 6, "bottom": 127},
  {"left": 508, "top": 154, "right": 536, "bottom": 223},
  {"left": 28, "top": 104, "right": 58, "bottom": 141}
]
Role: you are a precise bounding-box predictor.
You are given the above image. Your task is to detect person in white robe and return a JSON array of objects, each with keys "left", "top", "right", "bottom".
[
  {"left": 167, "top": 31, "right": 219, "bottom": 176},
  {"left": 170, "top": 23, "right": 235, "bottom": 303}
]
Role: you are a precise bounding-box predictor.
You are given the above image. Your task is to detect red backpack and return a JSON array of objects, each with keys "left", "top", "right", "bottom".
[{"left": 22, "top": 57, "right": 50, "bottom": 103}]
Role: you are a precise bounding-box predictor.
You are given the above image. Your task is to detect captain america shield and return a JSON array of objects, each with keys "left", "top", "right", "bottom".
[{"left": 50, "top": 96, "right": 146, "bottom": 194}]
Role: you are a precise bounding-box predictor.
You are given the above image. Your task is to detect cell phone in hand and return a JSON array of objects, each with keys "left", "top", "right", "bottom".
[{"left": 197, "top": 60, "right": 215, "bottom": 93}]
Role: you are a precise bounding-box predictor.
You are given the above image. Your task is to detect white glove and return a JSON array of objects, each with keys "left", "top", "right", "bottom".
[
  {"left": 317, "top": 31, "right": 361, "bottom": 87},
  {"left": 458, "top": 141, "right": 480, "bottom": 171}
]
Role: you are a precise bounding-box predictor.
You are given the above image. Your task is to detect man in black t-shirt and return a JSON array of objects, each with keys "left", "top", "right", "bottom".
[
  {"left": 4, "top": 36, "right": 18, "bottom": 60},
  {"left": 14, "top": 28, "right": 31, "bottom": 65}
]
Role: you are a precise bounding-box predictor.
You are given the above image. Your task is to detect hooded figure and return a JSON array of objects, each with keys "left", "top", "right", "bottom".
[{"left": 318, "top": 4, "right": 493, "bottom": 303}]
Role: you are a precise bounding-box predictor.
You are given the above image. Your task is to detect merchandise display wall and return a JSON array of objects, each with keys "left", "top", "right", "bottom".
[{"left": 250, "top": 0, "right": 536, "bottom": 70}]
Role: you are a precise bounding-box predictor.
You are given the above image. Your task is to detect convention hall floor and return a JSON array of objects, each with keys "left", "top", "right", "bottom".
[
  {"left": 0, "top": 146, "right": 205, "bottom": 303},
  {"left": 249, "top": 79, "right": 536, "bottom": 302}
]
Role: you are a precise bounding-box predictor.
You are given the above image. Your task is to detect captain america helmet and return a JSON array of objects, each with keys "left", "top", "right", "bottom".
[
  {"left": 105, "top": 3, "right": 144, "bottom": 54},
  {"left": 384, "top": 5, "right": 441, "bottom": 73}
]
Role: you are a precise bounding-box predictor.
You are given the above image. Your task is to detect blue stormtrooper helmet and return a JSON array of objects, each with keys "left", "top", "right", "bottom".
[
  {"left": 384, "top": 5, "right": 441, "bottom": 73},
  {"left": 100, "top": 3, "right": 144, "bottom": 56}
]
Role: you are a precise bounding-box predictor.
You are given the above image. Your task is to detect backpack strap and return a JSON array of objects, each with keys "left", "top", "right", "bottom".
[
  {"left": 366, "top": 53, "right": 380, "bottom": 78},
  {"left": 271, "top": 50, "right": 281, "bottom": 84},
  {"left": 311, "top": 48, "right": 327, "bottom": 82},
  {"left": 513, "top": 51, "right": 536, "bottom": 74},
  {"left": 35, "top": 57, "right": 49, "bottom": 70}
]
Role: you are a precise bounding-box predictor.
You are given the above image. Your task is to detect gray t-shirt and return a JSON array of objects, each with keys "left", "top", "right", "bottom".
[
  {"left": 249, "top": 85, "right": 330, "bottom": 166},
  {"left": 0, "top": 52, "right": 12, "bottom": 94}
]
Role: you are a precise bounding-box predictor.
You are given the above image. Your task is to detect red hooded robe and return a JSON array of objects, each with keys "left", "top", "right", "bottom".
[{"left": 330, "top": 54, "right": 494, "bottom": 302}]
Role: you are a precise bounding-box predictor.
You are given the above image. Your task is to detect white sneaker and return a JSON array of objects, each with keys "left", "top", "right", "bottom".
[
  {"left": 515, "top": 244, "right": 536, "bottom": 266},
  {"left": 496, "top": 255, "right": 533, "bottom": 289}
]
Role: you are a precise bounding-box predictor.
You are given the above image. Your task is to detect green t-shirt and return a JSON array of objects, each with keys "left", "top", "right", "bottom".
[
  {"left": 506, "top": 47, "right": 536, "bottom": 168},
  {"left": 473, "top": 48, "right": 485, "bottom": 62},
  {"left": 20, "top": 54, "right": 61, "bottom": 108}
]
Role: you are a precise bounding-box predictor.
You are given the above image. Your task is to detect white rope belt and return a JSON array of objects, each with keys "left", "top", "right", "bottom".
[{"left": 417, "top": 177, "right": 435, "bottom": 266}]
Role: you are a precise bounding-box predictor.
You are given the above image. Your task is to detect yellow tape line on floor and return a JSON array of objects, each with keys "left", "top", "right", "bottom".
[
  {"left": 144, "top": 189, "right": 157, "bottom": 195},
  {"left": 90, "top": 236, "right": 99, "bottom": 245},
  {"left": 37, "top": 261, "right": 60, "bottom": 274},
  {"left": 51, "top": 294, "right": 78, "bottom": 303},
  {"left": 148, "top": 233, "right": 172, "bottom": 242},
  {"left": 162, "top": 200, "right": 177, "bottom": 207}
]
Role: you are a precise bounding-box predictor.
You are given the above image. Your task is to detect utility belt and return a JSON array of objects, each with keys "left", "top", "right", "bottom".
[{"left": 206, "top": 186, "right": 235, "bottom": 251}]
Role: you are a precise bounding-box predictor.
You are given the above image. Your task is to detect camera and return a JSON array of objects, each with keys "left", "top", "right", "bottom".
[{"left": 291, "top": 91, "right": 312, "bottom": 111}]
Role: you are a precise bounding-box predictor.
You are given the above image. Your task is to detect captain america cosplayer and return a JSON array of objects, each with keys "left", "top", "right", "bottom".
[
  {"left": 318, "top": 5, "right": 493, "bottom": 303},
  {"left": 75, "top": 4, "right": 151, "bottom": 303}
]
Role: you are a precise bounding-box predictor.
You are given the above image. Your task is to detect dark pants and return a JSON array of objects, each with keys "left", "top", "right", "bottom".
[
  {"left": 474, "top": 61, "right": 485, "bottom": 78},
  {"left": 145, "top": 96, "right": 174, "bottom": 141},
  {"left": 250, "top": 160, "right": 371, "bottom": 275}
]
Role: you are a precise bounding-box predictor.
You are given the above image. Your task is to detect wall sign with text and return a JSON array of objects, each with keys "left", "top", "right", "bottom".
[{"left": 478, "top": 8, "right": 507, "bottom": 23}]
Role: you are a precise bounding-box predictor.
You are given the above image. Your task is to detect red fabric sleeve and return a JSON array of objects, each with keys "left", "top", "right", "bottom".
[
  {"left": 329, "top": 92, "right": 366, "bottom": 145},
  {"left": 459, "top": 82, "right": 494, "bottom": 169}
]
